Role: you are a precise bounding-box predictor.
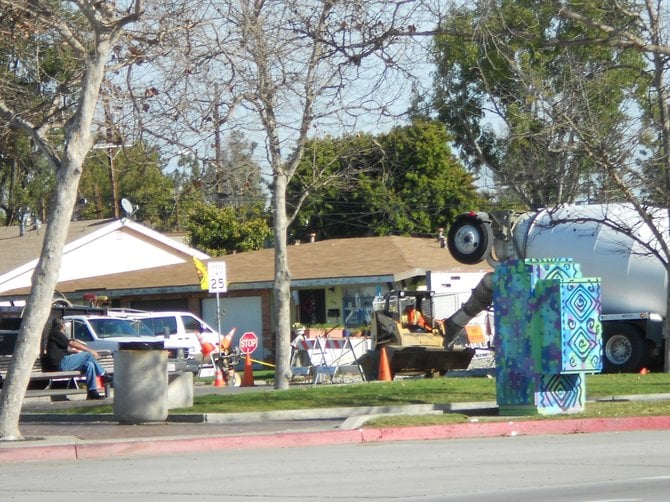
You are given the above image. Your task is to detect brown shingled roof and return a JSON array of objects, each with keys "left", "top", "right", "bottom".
[
  {"left": 2, "top": 234, "right": 491, "bottom": 297},
  {"left": 223, "top": 235, "right": 490, "bottom": 283}
]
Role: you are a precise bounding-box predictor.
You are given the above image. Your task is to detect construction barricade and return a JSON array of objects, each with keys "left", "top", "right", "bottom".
[{"left": 290, "top": 336, "right": 371, "bottom": 384}]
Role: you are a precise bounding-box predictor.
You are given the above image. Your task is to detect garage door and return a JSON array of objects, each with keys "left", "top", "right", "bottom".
[{"left": 202, "top": 296, "right": 264, "bottom": 365}]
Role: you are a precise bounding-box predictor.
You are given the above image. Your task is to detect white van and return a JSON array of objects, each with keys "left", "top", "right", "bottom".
[{"left": 109, "top": 310, "right": 221, "bottom": 364}]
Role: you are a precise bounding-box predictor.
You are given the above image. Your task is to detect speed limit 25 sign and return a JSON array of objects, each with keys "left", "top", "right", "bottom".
[{"left": 207, "top": 261, "right": 227, "bottom": 293}]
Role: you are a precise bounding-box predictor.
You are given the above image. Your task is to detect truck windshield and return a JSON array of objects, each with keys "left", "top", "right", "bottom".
[{"left": 89, "top": 318, "right": 154, "bottom": 338}]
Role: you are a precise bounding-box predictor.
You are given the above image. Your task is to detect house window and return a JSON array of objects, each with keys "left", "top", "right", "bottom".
[
  {"left": 298, "top": 289, "right": 325, "bottom": 325},
  {"left": 342, "top": 296, "right": 375, "bottom": 327}
]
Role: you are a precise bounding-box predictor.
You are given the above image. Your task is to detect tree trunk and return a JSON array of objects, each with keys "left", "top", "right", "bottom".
[
  {"left": 0, "top": 32, "right": 115, "bottom": 440},
  {"left": 666, "top": 260, "right": 670, "bottom": 373},
  {"left": 273, "top": 172, "right": 292, "bottom": 390},
  {"left": 0, "top": 161, "right": 84, "bottom": 440},
  {"left": 651, "top": 52, "right": 670, "bottom": 373}
]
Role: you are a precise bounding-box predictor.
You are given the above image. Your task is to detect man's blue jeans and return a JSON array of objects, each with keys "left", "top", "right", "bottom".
[{"left": 58, "top": 352, "right": 105, "bottom": 392}]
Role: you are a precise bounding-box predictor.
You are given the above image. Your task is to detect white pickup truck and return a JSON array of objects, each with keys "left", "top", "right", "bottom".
[{"left": 64, "top": 315, "right": 199, "bottom": 373}]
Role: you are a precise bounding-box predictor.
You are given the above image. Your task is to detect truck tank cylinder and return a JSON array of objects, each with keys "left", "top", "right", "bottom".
[{"left": 511, "top": 203, "right": 668, "bottom": 318}]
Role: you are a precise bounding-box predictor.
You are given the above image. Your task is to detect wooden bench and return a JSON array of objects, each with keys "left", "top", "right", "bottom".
[{"left": 0, "top": 352, "right": 114, "bottom": 400}]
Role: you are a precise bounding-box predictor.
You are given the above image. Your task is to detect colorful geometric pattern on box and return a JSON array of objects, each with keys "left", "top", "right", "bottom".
[
  {"left": 536, "top": 373, "right": 585, "bottom": 413},
  {"left": 558, "top": 280, "right": 601, "bottom": 372},
  {"left": 493, "top": 258, "right": 602, "bottom": 415}
]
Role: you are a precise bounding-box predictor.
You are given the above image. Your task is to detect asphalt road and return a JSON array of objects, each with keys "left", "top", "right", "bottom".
[{"left": 1, "top": 430, "right": 668, "bottom": 501}]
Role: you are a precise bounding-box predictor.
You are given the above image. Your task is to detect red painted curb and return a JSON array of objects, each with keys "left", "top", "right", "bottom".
[
  {"left": 0, "top": 443, "right": 78, "bottom": 463},
  {"left": 3, "top": 416, "right": 670, "bottom": 463},
  {"left": 75, "top": 429, "right": 364, "bottom": 460},
  {"left": 361, "top": 415, "right": 670, "bottom": 442}
]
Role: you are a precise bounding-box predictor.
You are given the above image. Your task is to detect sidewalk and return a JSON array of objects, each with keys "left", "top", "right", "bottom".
[{"left": 3, "top": 383, "right": 670, "bottom": 463}]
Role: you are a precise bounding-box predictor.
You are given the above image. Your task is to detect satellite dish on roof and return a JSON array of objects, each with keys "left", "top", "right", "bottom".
[{"left": 121, "top": 198, "right": 138, "bottom": 217}]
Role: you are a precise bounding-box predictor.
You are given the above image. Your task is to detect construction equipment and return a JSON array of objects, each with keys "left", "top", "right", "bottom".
[
  {"left": 446, "top": 203, "right": 669, "bottom": 373},
  {"left": 360, "top": 290, "right": 475, "bottom": 379}
]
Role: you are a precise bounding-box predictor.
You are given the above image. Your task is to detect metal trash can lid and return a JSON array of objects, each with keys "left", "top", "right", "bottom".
[{"left": 118, "top": 340, "right": 165, "bottom": 351}]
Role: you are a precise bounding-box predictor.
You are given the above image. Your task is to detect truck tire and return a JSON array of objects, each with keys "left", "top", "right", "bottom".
[
  {"left": 603, "top": 322, "right": 647, "bottom": 373},
  {"left": 447, "top": 214, "right": 493, "bottom": 265}
]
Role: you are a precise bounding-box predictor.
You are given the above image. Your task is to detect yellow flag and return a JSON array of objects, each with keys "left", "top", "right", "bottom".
[{"left": 193, "top": 257, "right": 209, "bottom": 290}]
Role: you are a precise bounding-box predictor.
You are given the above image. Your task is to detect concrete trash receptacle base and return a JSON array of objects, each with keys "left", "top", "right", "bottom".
[
  {"left": 113, "top": 348, "right": 168, "bottom": 423},
  {"left": 168, "top": 371, "right": 194, "bottom": 409}
]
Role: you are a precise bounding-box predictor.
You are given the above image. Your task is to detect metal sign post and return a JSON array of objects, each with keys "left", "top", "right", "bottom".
[{"left": 208, "top": 261, "right": 227, "bottom": 352}]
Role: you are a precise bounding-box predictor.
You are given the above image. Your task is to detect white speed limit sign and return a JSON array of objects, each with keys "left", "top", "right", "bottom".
[{"left": 207, "top": 261, "right": 227, "bottom": 293}]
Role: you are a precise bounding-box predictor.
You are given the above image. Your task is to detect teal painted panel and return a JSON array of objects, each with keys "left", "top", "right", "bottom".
[
  {"left": 559, "top": 279, "right": 602, "bottom": 372},
  {"left": 493, "top": 260, "right": 536, "bottom": 407}
]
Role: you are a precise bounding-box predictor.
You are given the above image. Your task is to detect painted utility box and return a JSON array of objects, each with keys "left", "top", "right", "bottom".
[{"left": 493, "top": 258, "right": 602, "bottom": 415}]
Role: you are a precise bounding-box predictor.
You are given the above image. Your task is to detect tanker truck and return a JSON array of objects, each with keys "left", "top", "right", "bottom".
[{"left": 445, "top": 203, "right": 668, "bottom": 373}]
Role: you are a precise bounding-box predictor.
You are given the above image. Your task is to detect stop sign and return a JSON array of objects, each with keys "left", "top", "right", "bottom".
[{"left": 239, "top": 332, "right": 258, "bottom": 354}]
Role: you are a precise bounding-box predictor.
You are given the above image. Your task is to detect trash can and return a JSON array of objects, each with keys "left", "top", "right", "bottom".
[{"left": 113, "top": 340, "right": 168, "bottom": 423}]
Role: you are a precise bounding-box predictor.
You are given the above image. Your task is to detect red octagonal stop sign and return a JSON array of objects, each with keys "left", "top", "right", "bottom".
[{"left": 239, "top": 332, "right": 258, "bottom": 354}]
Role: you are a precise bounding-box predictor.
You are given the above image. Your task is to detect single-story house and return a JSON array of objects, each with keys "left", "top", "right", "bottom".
[{"left": 0, "top": 217, "right": 491, "bottom": 362}]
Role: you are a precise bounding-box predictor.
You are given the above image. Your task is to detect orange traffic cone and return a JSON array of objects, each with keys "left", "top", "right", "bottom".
[
  {"left": 241, "top": 352, "right": 255, "bottom": 387},
  {"left": 378, "top": 345, "right": 392, "bottom": 381},
  {"left": 640, "top": 367, "right": 649, "bottom": 375},
  {"left": 213, "top": 367, "right": 225, "bottom": 387},
  {"left": 196, "top": 332, "right": 216, "bottom": 358},
  {"left": 220, "top": 327, "right": 236, "bottom": 351}
]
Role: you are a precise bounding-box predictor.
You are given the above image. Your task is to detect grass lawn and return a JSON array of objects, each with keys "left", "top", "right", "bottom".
[{"left": 76, "top": 372, "right": 670, "bottom": 426}]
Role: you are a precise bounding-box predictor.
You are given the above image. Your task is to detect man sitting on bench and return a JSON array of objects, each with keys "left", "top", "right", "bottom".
[{"left": 44, "top": 317, "right": 112, "bottom": 400}]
